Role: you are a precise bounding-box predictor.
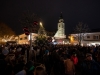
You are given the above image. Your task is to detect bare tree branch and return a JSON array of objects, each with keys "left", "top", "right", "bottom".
[{"left": 74, "top": 22, "right": 90, "bottom": 45}]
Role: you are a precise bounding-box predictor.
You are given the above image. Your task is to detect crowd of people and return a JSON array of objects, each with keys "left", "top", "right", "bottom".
[{"left": 0, "top": 43, "right": 100, "bottom": 75}]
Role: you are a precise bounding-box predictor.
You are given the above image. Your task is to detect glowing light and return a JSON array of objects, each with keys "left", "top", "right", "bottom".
[
  {"left": 52, "top": 39, "right": 55, "bottom": 42},
  {"left": 70, "top": 36, "right": 74, "bottom": 42},
  {"left": 53, "top": 42, "right": 57, "bottom": 45},
  {"left": 40, "top": 22, "right": 43, "bottom": 27}
]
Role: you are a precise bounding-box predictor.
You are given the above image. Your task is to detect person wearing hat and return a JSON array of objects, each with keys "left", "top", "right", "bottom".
[
  {"left": 80, "top": 53, "right": 100, "bottom": 75},
  {"left": 86, "top": 53, "right": 92, "bottom": 61}
]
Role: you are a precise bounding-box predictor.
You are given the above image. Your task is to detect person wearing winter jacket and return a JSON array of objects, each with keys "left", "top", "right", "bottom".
[
  {"left": 71, "top": 53, "right": 78, "bottom": 65},
  {"left": 80, "top": 53, "right": 100, "bottom": 75}
]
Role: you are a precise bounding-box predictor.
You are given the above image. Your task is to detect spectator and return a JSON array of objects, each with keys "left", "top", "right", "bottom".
[
  {"left": 80, "top": 53, "right": 100, "bottom": 75},
  {"left": 34, "top": 66, "right": 47, "bottom": 75},
  {"left": 2, "top": 47, "right": 9, "bottom": 56},
  {"left": 26, "top": 61, "right": 35, "bottom": 75},
  {"left": 71, "top": 53, "right": 78, "bottom": 65},
  {"left": 14, "top": 63, "right": 26, "bottom": 75},
  {"left": 64, "top": 54, "right": 75, "bottom": 75},
  {"left": 43, "top": 50, "right": 51, "bottom": 75}
]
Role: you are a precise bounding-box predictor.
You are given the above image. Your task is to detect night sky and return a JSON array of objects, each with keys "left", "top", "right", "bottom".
[{"left": 0, "top": 0, "right": 100, "bottom": 35}]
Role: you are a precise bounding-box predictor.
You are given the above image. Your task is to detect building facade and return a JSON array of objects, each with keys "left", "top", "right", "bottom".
[
  {"left": 15, "top": 33, "right": 38, "bottom": 44},
  {"left": 69, "top": 32, "right": 100, "bottom": 46}
]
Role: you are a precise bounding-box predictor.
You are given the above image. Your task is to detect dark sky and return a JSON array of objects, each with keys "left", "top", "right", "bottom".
[{"left": 0, "top": 0, "right": 100, "bottom": 35}]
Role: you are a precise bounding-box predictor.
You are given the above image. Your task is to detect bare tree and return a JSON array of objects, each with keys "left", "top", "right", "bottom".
[
  {"left": 20, "top": 11, "right": 40, "bottom": 33},
  {"left": 74, "top": 22, "right": 90, "bottom": 45}
]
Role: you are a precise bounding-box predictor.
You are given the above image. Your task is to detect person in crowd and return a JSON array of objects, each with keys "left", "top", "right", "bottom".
[
  {"left": 71, "top": 52, "right": 79, "bottom": 75},
  {"left": 90, "top": 48, "right": 97, "bottom": 61},
  {"left": 43, "top": 50, "right": 51, "bottom": 75},
  {"left": 0, "top": 47, "right": 5, "bottom": 59},
  {"left": 97, "top": 51, "right": 100, "bottom": 64},
  {"left": 36, "top": 47, "right": 40, "bottom": 62},
  {"left": 26, "top": 61, "right": 35, "bottom": 75},
  {"left": 0, "top": 47, "right": 7, "bottom": 75},
  {"left": 2, "top": 46, "right": 9, "bottom": 56},
  {"left": 4, "top": 54, "right": 15, "bottom": 75},
  {"left": 59, "top": 57, "right": 65, "bottom": 75},
  {"left": 71, "top": 52, "right": 78, "bottom": 65},
  {"left": 15, "top": 46, "right": 22, "bottom": 58},
  {"left": 14, "top": 63, "right": 26, "bottom": 75},
  {"left": 80, "top": 53, "right": 100, "bottom": 75},
  {"left": 52, "top": 48, "right": 60, "bottom": 75},
  {"left": 17, "top": 55, "right": 26, "bottom": 64},
  {"left": 64, "top": 54, "right": 75, "bottom": 75},
  {"left": 34, "top": 66, "right": 47, "bottom": 75}
]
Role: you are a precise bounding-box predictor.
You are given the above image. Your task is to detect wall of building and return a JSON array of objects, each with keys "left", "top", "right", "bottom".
[
  {"left": 15, "top": 33, "right": 38, "bottom": 44},
  {"left": 83, "top": 32, "right": 100, "bottom": 41},
  {"left": 69, "top": 32, "right": 100, "bottom": 46}
]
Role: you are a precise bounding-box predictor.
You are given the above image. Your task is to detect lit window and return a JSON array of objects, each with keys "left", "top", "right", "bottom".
[
  {"left": 87, "top": 36, "right": 90, "bottom": 38},
  {"left": 93, "top": 36, "right": 99, "bottom": 39},
  {"left": 20, "top": 38, "right": 22, "bottom": 40},
  {"left": 24, "top": 37, "right": 27, "bottom": 39}
]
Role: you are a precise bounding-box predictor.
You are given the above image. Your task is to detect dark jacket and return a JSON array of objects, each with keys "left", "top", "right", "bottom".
[{"left": 81, "top": 60, "right": 100, "bottom": 75}]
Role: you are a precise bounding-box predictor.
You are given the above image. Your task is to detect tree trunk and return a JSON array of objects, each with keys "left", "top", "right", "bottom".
[{"left": 78, "top": 33, "right": 81, "bottom": 46}]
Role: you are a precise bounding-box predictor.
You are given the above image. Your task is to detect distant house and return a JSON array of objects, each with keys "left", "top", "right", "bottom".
[
  {"left": 15, "top": 33, "right": 38, "bottom": 44},
  {"left": 69, "top": 28, "right": 100, "bottom": 46}
]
